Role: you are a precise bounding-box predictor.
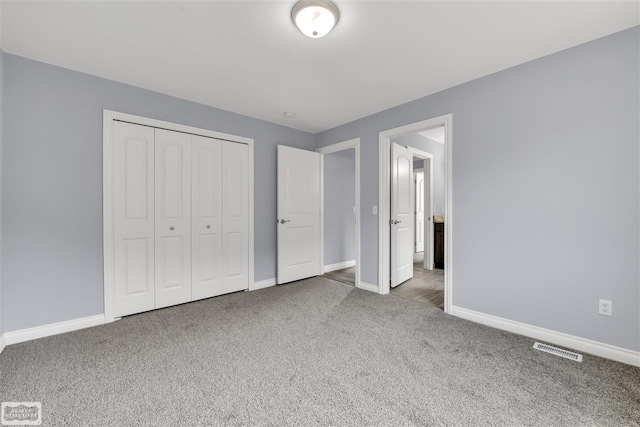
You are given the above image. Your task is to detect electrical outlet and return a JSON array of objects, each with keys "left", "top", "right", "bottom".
[
  {"left": 372, "top": 205, "right": 378, "bottom": 215},
  {"left": 599, "top": 299, "right": 613, "bottom": 316}
]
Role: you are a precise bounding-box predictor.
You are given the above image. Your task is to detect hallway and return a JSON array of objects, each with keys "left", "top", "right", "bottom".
[{"left": 321, "top": 253, "right": 444, "bottom": 309}]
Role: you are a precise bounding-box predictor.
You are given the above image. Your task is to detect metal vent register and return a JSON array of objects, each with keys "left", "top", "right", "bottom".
[{"left": 533, "top": 342, "right": 583, "bottom": 362}]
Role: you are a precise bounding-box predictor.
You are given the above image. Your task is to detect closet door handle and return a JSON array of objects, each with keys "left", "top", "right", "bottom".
[
  {"left": 170, "top": 226, "right": 175, "bottom": 231},
  {"left": 206, "top": 225, "right": 211, "bottom": 229}
]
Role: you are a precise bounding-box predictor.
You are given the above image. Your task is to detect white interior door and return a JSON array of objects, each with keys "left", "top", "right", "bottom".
[
  {"left": 391, "top": 143, "right": 414, "bottom": 288},
  {"left": 424, "top": 159, "right": 434, "bottom": 270},
  {"left": 415, "top": 171, "right": 425, "bottom": 253},
  {"left": 154, "top": 129, "right": 192, "bottom": 308},
  {"left": 191, "top": 135, "right": 223, "bottom": 301},
  {"left": 222, "top": 141, "right": 250, "bottom": 293},
  {"left": 113, "top": 122, "right": 156, "bottom": 317},
  {"left": 277, "top": 145, "right": 321, "bottom": 284}
]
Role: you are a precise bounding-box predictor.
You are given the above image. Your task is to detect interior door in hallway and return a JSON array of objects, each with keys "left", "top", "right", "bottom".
[
  {"left": 277, "top": 145, "right": 321, "bottom": 284},
  {"left": 415, "top": 171, "right": 425, "bottom": 253},
  {"left": 391, "top": 143, "right": 414, "bottom": 288}
]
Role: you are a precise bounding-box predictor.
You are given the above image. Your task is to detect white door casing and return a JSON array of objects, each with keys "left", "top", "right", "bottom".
[
  {"left": 191, "top": 135, "right": 223, "bottom": 301},
  {"left": 315, "top": 138, "right": 362, "bottom": 290},
  {"left": 415, "top": 171, "right": 425, "bottom": 253},
  {"left": 391, "top": 143, "right": 414, "bottom": 288},
  {"left": 277, "top": 145, "right": 322, "bottom": 284},
  {"left": 378, "top": 114, "right": 452, "bottom": 313},
  {"left": 423, "top": 158, "right": 434, "bottom": 270},
  {"left": 222, "top": 141, "right": 250, "bottom": 293},
  {"left": 113, "top": 122, "right": 156, "bottom": 317},
  {"left": 154, "top": 129, "right": 192, "bottom": 308}
]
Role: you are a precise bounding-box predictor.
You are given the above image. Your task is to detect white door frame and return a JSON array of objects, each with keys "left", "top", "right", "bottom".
[
  {"left": 413, "top": 167, "right": 427, "bottom": 254},
  {"left": 407, "top": 151, "right": 434, "bottom": 270},
  {"left": 103, "top": 110, "right": 255, "bottom": 323},
  {"left": 378, "top": 114, "right": 453, "bottom": 313},
  {"left": 414, "top": 168, "right": 424, "bottom": 253},
  {"left": 408, "top": 148, "right": 434, "bottom": 270},
  {"left": 316, "top": 138, "right": 361, "bottom": 289}
]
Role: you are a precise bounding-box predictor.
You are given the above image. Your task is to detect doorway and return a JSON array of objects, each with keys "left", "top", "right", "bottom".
[
  {"left": 317, "top": 139, "right": 361, "bottom": 288},
  {"left": 390, "top": 143, "right": 444, "bottom": 308},
  {"left": 378, "top": 114, "right": 452, "bottom": 313}
]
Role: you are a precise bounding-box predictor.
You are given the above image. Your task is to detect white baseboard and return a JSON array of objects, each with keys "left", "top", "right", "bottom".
[
  {"left": 3, "top": 314, "right": 105, "bottom": 346},
  {"left": 250, "top": 278, "right": 276, "bottom": 291},
  {"left": 0, "top": 334, "right": 5, "bottom": 354},
  {"left": 323, "top": 260, "right": 356, "bottom": 273},
  {"left": 356, "top": 281, "right": 379, "bottom": 294},
  {"left": 450, "top": 306, "right": 640, "bottom": 367}
]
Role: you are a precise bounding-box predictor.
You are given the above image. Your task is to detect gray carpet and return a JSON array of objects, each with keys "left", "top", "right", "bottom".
[{"left": 1, "top": 277, "right": 639, "bottom": 426}]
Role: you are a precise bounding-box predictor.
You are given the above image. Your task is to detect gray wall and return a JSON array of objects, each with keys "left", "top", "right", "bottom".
[
  {"left": 316, "top": 27, "right": 640, "bottom": 351},
  {"left": 2, "top": 54, "right": 315, "bottom": 332},
  {"left": 1, "top": 27, "right": 638, "bottom": 353},
  {"left": 323, "top": 149, "right": 355, "bottom": 266},
  {"left": 0, "top": 48, "right": 4, "bottom": 335},
  {"left": 394, "top": 133, "right": 445, "bottom": 215}
]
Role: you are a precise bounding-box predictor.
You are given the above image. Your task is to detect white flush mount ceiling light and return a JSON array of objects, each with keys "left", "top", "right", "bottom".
[{"left": 292, "top": 0, "right": 340, "bottom": 38}]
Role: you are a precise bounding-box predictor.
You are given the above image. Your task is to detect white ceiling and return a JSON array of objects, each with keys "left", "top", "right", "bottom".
[
  {"left": 419, "top": 127, "right": 444, "bottom": 144},
  {"left": 2, "top": 1, "right": 638, "bottom": 133}
]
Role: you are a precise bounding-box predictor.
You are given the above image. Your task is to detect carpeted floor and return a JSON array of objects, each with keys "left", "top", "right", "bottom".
[{"left": 1, "top": 277, "right": 639, "bottom": 426}]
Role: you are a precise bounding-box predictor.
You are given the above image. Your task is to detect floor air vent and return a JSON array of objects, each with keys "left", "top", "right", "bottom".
[{"left": 533, "top": 342, "right": 583, "bottom": 362}]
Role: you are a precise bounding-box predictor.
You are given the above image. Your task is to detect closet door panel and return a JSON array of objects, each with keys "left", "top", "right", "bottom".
[
  {"left": 155, "top": 129, "right": 192, "bottom": 308},
  {"left": 223, "top": 142, "right": 249, "bottom": 293},
  {"left": 113, "top": 122, "right": 155, "bottom": 317},
  {"left": 191, "top": 135, "right": 223, "bottom": 300}
]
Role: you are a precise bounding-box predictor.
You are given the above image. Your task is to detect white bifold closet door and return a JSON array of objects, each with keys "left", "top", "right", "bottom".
[
  {"left": 155, "top": 129, "right": 192, "bottom": 309},
  {"left": 191, "top": 135, "right": 223, "bottom": 300},
  {"left": 191, "top": 137, "right": 249, "bottom": 298},
  {"left": 112, "top": 121, "right": 249, "bottom": 317},
  {"left": 222, "top": 142, "right": 250, "bottom": 293},
  {"left": 113, "top": 122, "right": 156, "bottom": 317}
]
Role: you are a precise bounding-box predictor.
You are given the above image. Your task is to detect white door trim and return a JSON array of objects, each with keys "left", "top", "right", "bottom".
[
  {"left": 316, "top": 138, "right": 361, "bottom": 290},
  {"left": 378, "top": 114, "right": 453, "bottom": 313},
  {"left": 406, "top": 146, "right": 433, "bottom": 160},
  {"left": 406, "top": 147, "right": 434, "bottom": 270},
  {"left": 103, "top": 110, "right": 255, "bottom": 323}
]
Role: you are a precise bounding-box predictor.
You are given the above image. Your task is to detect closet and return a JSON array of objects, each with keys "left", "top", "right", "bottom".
[{"left": 111, "top": 120, "right": 249, "bottom": 317}]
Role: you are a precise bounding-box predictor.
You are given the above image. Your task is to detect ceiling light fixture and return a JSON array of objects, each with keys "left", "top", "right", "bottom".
[{"left": 291, "top": 0, "right": 339, "bottom": 39}]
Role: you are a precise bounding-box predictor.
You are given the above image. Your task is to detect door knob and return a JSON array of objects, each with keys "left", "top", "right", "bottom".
[
  {"left": 170, "top": 226, "right": 175, "bottom": 231},
  {"left": 389, "top": 220, "right": 401, "bottom": 225},
  {"left": 206, "top": 225, "right": 211, "bottom": 229},
  {"left": 279, "top": 219, "right": 291, "bottom": 224}
]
